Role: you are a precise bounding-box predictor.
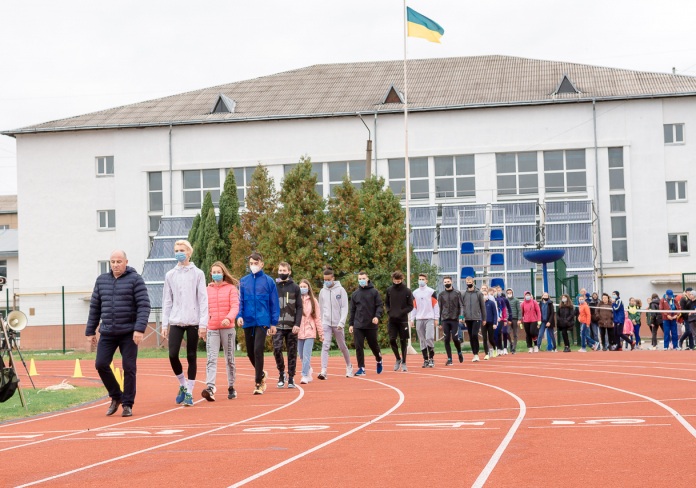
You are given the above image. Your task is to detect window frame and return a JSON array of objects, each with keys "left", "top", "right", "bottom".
[
  {"left": 664, "top": 123, "right": 685, "bottom": 145},
  {"left": 98, "top": 260, "right": 111, "bottom": 275},
  {"left": 95, "top": 156, "right": 114, "bottom": 177},
  {"left": 543, "top": 149, "right": 587, "bottom": 193},
  {"left": 97, "top": 210, "right": 116, "bottom": 230},
  {"left": 388, "top": 157, "right": 430, "bottom": 200},
  {"left": 495, "top": 152, "right": 539, "bottom": 196},
  {"left": 183, "top": 169, "right": 221, "bottom": 210},
  {"left": 666, "top": 181, "right": 688, "bottom": 202},
  {"left": 232, "top": 166, "right": 258, "bottom": 208},
  {"left": 434, "top": 155, "right": 476, "bottom": 198},
  {"left": 668, "top": 233, "right": 689, "bottom": 255}
]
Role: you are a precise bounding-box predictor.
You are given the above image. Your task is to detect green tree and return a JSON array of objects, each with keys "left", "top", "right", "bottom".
[
  {"left": 200, "top": 207, "right": 226, "bottom": 277},
  {"left": 192, "top": 192, "right": 214, "bottom": 265},
  {"left": 187, "top": 213, "right": 201, "bottom": 248},
  {"left": 324, "top": 175, "right": 363, "bottom": 282},
  {"left": 217, "top": 170, "right": 241, "bottom": 263},
  {"left": 265, "top": 157, "right": 326, "bottom": 281},
  {"left": 240, "top": 164, "right": 278, "bottom": 258}
]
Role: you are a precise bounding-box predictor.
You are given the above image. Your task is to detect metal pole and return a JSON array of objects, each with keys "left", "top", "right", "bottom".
[
  {"left": 62, "top": 285, "right": 66, "bottom": 354},
  {"left": 592, "top": 99, "right": 605, "bottom": 291}
]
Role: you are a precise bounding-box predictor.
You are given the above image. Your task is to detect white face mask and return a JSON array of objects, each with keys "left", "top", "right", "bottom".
[{"left": 250, "top": 265, "right": 261, "bottom": 274}]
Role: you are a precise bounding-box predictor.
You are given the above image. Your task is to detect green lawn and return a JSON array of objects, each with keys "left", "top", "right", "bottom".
[{"left": 0, "top": 386, "right": 106, "bottom": 422}]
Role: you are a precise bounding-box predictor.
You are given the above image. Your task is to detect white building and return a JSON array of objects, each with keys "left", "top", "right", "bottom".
[{"left": 4, "top": 55, "right": 696, "bottom": 345}]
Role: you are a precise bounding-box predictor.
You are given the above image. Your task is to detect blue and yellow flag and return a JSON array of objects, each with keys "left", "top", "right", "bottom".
[{"left": 407, "top": 7, "right": 445, "bottom": 43}]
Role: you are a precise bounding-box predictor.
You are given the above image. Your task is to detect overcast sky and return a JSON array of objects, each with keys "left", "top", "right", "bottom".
[{"left": 1, "top": 0, "right": 695, "bottom": 195}]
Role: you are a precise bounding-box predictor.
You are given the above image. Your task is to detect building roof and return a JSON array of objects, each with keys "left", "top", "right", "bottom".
[
  {"left": 0, "top": 229, "right": 18, "bottom": 257},
  {"left": 6, "top": 55, "right": 696, "bottom": 135}
]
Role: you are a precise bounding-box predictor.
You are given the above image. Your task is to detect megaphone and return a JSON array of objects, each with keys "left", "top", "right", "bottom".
[{"left": 6, "top": 311, "right": 27, "bottom": 332}]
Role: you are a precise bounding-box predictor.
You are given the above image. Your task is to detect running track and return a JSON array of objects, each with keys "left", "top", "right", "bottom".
[{"left": 2, "top": 351, "right": 696, "bottom": 487}]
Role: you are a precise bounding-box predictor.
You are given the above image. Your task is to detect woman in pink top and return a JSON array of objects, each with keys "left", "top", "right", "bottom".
[
  {"left": 520, "top": 291, "right": 542, "bottom": 353},
  {"left": 202, "top": 261, "right": 239, "bottom": 401},
  {"left": 298, "top": 279, "right": 324, "bottom": 384}
]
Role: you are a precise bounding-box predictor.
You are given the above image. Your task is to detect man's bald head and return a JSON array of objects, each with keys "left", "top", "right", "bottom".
[{"left": 110, "top": 250, "right": 128, "bottom": 278}]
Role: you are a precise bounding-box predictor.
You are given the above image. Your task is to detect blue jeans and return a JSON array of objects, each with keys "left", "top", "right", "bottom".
[
  {"left": 537, "top": 322, "right": 556, "bottom": 350},
  {"left": 580, "top": 324, "right": 598, "bottom": 349},
  {"left": 634, "top": 324, "right": 641, "bottom": 345},
  {"left": 663, "top": 320, "right": 678, "bottom": 349},
  {"left": 297, "top": 338, "right": 315, "bottom": 377}
]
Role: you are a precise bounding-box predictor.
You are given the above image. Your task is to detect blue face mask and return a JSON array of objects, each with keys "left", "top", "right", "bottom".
[
  {"left": 418, "top": 280, "right": 426, "bottom": 287},
  {"left": 324, "top": 281, "right": 334, "bottom": 288},
  {"left": 175, "top": 252, "right": 187, "bottom": 262},
  {"left": 612, "top": 295, "right": 617, "bottom": 300},
  {"left": 525, "top": 296, "right": 531, "bottom": 301},
  {"left": 300, "top": 287, "right": 309, "bottom": 295},
  {"left": 211, "top": 273, "right": 223, "bottom": 282},
  {"left": 358, "top": 279, "right": 367, "bottom": 287}
]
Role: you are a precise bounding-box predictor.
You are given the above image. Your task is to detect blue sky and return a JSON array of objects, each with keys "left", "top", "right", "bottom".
[{"left": 1, "top": 0, "right": 695, "bottom": 195}]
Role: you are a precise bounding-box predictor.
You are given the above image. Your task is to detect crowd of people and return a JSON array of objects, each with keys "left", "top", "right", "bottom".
[{"left": 85, "top": 242, "right": 696, "bottom": 417}]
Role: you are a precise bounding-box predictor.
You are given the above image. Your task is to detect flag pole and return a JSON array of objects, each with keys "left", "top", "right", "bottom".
[{"left": 403, "top": 1, "right": 417, "bottom": 355}]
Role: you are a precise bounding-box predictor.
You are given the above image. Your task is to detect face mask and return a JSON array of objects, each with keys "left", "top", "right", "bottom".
[
  {"left": 561, "top": 298, "right": 567, "bottom": 303},
  {"left": 489, "top": 295, "right": 495, "bottom": 300},
  {"left": 393, "top": 281, "right": 402, "bottom": 286},
  {"left": 278, "top": 273, "right": 289, "bottom": 281},
  {"left": 250, "top": 265, "right": 261, "bottom": 274},
  {"left": 467, "top": 283, "right": 474, "bottom": 289},
  {"left": 507, "top": 294, "right": 513, "bottom": 298},
  {"left": 612, "top": 295, "right": 617, "bottom": 300},
  {"left": 579, "top": 300, "right": 585, "bottom": 305},
  {"left": 358, "top": 279, "right": 367, "bottom": 287},
  {"left": 418, "top": 280, "right": 426, "bottom": 287},
  {"left": 175, "top": 252, "right": 187, "bottom": 262},
  {"left": 444, "top": 284, "right": 452, "bottom": 290},
  {"left": 525, "top": 296, "right": 531, "bottom": 301},
  {"left": 324, "top": 280, "right": 334, "bottom": 288},
  {"left": 300, "top": 287, "right": 309, "bottom": 295},
  {"left": 211, "top": 273, "right": 223, "bottom": 282},
  {"left": 543, "top": 297, "right": 549, "bottom": 301}
]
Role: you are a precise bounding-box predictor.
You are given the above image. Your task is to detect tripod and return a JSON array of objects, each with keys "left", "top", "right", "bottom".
[{"left": 0, "top": 319, "right": 34, "bottom": 409}]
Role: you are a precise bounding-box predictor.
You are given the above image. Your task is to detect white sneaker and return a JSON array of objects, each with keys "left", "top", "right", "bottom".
[
  {"left": 472, "top": 355, "right": 479, "bottom": 362},
  {"left": 533, "top": 346, "right": 539, "bottom": 353},
  {"left": 345, "top": 364, "right": 354, "bottom": 377},
  {"left": 300, "top": 376, "right": 309, "bottom": 384},
  {"left": 578, "top": 348, "right": 587, "bottom": 352},
  {"left": 484, "top": 354, "right": 490, "bottom": 360},
  {"left": 528, "top": 348, "right": 533, "bottom": 353},
  {"left": 502, "top": 348, "right": 508, "bottom": 355}
]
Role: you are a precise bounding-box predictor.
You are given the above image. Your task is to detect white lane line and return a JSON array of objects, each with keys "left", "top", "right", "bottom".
[
  {"left": 228, "top": 377, "right": 405, "bottom": 488},
  {"left": 412, "top": 372, "right": 526, "bottom": 488},
  {"left": 478, "top": 369, "right": 696, "bottom": 439},
  {"left": 15, "top": 387, "right": 305, "bottom": 487}
]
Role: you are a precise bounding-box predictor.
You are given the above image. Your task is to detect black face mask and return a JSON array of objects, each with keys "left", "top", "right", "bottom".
[
  {"left": 393, "top": 282, "right": 402, "bottom": 287},
  {"left": 467, "top": 283, "right": 474, "bottom": 289},
  {"left": 543, "top": 297, "right": 549, "bottom": 301},
  {"left": 444, "top": 284, "right": 452, "bottom": 289},
  {"left": 278, "top": 273, "right": 289, "bottom": 281}
]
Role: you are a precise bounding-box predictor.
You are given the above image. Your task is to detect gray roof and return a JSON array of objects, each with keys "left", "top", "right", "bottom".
[
  {"left": 0, "top": 229, "right": 18, "bottom": 257},
  {"left": 6, "top": 55, "right": 696, "bottom": 135}
]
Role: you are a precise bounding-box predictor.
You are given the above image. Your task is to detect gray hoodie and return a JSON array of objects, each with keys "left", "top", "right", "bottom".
[
  {"left": 319, "top": 280, "right": 349, "bottom": 328},
  {"left": 462, "top": 286, "right": 486, "bottom": 321}
]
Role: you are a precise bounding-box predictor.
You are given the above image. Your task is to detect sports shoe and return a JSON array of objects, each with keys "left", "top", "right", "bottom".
[
  {"left": 533, "top": 346, "right": 539, "bottom": 353},
  {"left": 183, "top": 393, "right": 194, "bottom": 406},
  {"left": 401, "top": 363, "right": 408, "bottom": 372},
  {"left": 484, "top": 354, "right": 490, "bottom": 360},
  {"left": 428, "top": 359, "right": 434, "bottom": 368},
  {"left": 445, "top": 358, "right": 453, "bottom": 366},
  {"left": 472, "top": 355, "right": 479, "bottom": 362},
  {"left": 458, "top": 352, "right": 464, "bottom": 363},
  {"left": 393, "top": 359, "right": 402, "bottom": 371},
  {"left": 376, "top": 361, "right": 383, "bottom": 374},
  {"left": 287, "top": 377, "right": 296, "bottom": 388},
  {"left": 528, "top": 348, "right": 533, "bottom": 354},
  {"left": 300, "top": 376, "right": 309, "bottom": 384},
  {"left": 421, "top": 360, "right": 429, "bottom": 368},
  {"left": 502, "top": 348, "right": 508, "bottom": 356},
  {"left": 579, "top": 348, "right": 587, "bottom": 352},
  {"left": 175, "top": 386, "right": 187, "bottom": 405},
  {"left": 228, "top": 387, "right": 237, "bottom": 399},
  {"left": 493, "top": 349, "right": 499, "bottom": 358},
  {"left": 277, "top": 373, "right": 287, "bottom": 388},
  {"left": 261, "top": 371, "right": 268, "bottom": 392},
  {"left": 201, "top": 387, "right": 216, "bottom": 402},
  {"left": 253, "top": 383, "right": 264, "bottom": 395},
  {"left": 563, "top": 346, "right": 571, "bottom": 353},
  {"left": 346, "top": 364, "right": 354, "bottom": 377},
  {"left": 318, "top": 370, "right": 327, "bottom": 380},
  {"left": 592, "top": 342, "right": 601, "bottom": 351},
  {"left": 355, "top": 367, "right": 366, "bottom": 376}
]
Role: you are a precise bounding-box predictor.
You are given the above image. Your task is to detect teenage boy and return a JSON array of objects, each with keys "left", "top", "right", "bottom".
[
  {"left": 410, "top": 273, "right": 439, "bottom": 368},
  {"left": 274, "top": 262, "right": 302, "bottom": 388},
  {"left": 506, "top": 288, "right": 521, "bottom": 354},
  {"left": 237, "top": 252, "right": 279, "bottom": 395},
  {"left": 349, "top": 270, "right": 384, "bottom": 376},
  {"left": 462, "top": 276, "right": 486, "bottom": 362},
  {"left": 438, "top": 276, "right": 464, "bottom": 365},
  {"left": 318, "top": 267, "right": 353, "bottom": 379},
  {"left": 385, "top": 270, "right": 414, "bottom": 372}
]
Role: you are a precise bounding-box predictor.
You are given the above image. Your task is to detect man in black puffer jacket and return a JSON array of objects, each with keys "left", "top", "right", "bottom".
[{"left": 86, "top": 250, "right": 151, "bottom": 418}]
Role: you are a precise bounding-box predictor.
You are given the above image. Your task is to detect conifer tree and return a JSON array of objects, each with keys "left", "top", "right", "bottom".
[
  {"left": 325, "top": 175, "right": 364, "bottom": 284},
  {"left": 192, "top": 192, "right": 214, "bottom": 265},
  {"left": 217, "top": 170, "right": 241, "bottom": 263},
  {"left": 200, "top": 207, "right": 225, "bottom": 276},
  {"left": 240, "top": 164, "right": 278, "bottom": 258}
]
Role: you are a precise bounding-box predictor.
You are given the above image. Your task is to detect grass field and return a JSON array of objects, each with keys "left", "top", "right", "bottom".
[{"left": 0, "top": 386, "right": 106, "bottom": 422}]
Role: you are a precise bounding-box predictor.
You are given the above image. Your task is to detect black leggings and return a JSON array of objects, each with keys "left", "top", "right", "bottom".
[
  {"left": 442, "top": 319, "right": 462, "bottom": 358},
  {"left": 559, "top": 328, "right": 571, "bottom": 348},
  {"left": 481, "top": 322, "right": 495, "bottom": 354},
  {"left": 168, "top": 325, "right": 199, "bottom": 380},
  {"left": 650, "top": 323, "right": 662, "bottom": 347},
  {"left": 600, "top": 328, "right": 612, "bottom": 348},
  {"left": 523, "top": 322, "right": 537, "bottom": 348},
  {"left": 466, "top": 320, "right": 481, "bottom": 355},
  {"left": 353, "top": 327, "right": 382, "bottom": 368},
  {"left": 388, "top": 318, "right": 409, "bottom": 362},
  {"left": 245, "top": 326, "right": 269, "bottom": 384}
]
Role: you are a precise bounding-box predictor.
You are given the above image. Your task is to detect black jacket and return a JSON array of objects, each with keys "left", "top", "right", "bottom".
[
  {"left": 86, "top": 266, "right": 151, "bottom": 337},
  {"left": 539, "top": 299, "right": 556, "bottom": 328},
  {"left": 439, "top": 288, "right": 464, "bottom": 321},
  {"left": 385, "top": 283, "right": 414, "bottom": 320},
  {"left": 349, "top": 282, "right": 384, "bottom": 329},
  {"left": 649, "top": 298, "right": 663, "bottom": 326},
  {"left": 276, "top": 279, "right": 303, "bottom": 330},
  {"left": 556, "top": 305, "right": 576, "bottom": 330}
]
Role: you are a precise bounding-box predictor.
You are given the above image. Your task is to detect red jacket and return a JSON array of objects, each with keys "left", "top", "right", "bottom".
[
  {"left": 298, "top": 295, "right": 323, "bottom": 340},
  {"left": 659, "top": 297, "right": 681, "bottom": 322},
  {"left": 206, "top": 282, "right": 239, "bottom": 330},
  {"left": 521, "top": 298, "right": 541, "bottom": 322}
]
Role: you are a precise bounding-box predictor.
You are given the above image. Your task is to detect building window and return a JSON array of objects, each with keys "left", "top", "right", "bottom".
[
  {"left": 388, "top": 157, "right": 429, "bottom": 200},
  {"left": 668, "top": 233, "right": 689, "bottom": 254},
  {"left": 0, "top": 260, "right": 6, "bottom": 278},
  {"left": 610, "top": 216, "right": 628, "bottom": 262},
  {"left": 543, "top": 149, "right": 586, "bottom": 193},
  {"left": 496, "top": 152, "right": 538, "bottom": 196},
  {"left": 97, "top": 210, "right": 116, "bottom": 230},
  {"left": 149, "top": 216, "right": 161, "bottom": 233},
  {"left": 0, "top": 225, "right": 9, "bottom": 230},
  {"left": 609, "top": 195, "right": 625, "bottom": 212},
  {"left": 96, "top": 156, "right": 114, "bottom": 176},
  {"left": 327, "top": 161, "right": 365, "bottom": 196},
  {"left": 183, "top": 169, "right": 220, "bottom": 209},
  {"left": 233, "top": 167, "right": 257, "bottom": 208},
  {"left": 283, "top": 163, "right": 324, "bottom": 196},
  {"left": 434, "top": 155, "right": 475, "bottom": 198},
  {"left": 98, "top": 260, "right": 111, "bottom": 275},
  {"left": 148, "top": 172, "right": 163, "bottom": 212},
  {"left": 608, "top": 147, "right": 624, "bottom": 190},
  {"left": 666, "top": 181, "right": 687, "bottom": 202},
  {"left": 664, "top": 124, "right": 685, "bottom": 144}
]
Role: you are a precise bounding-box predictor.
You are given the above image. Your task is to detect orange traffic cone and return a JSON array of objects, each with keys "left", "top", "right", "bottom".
[{"left": 29, "top": 358, "right": 38, "bottom": 376}]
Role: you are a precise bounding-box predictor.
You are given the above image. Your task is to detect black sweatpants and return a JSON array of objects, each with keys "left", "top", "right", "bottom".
[
  {"left": 353, "top": 327, "right": 382, "bottom": 368},
  {"left": 245, "top": 326, "right": 269, "bottom": 385},
  {"left": 168, "top": 325, "right": 199, "bottom": 380},
  {"left": 442, "top": 319, "right": 462, "bottom": 358},
  {"left": 523, "top": 322, "right": 538, "bottom": 348},
  {"left": 600, "top": 327, "right": 612, "bottom": 349},
  {"left": 482, "top": 322, "right": 495, "bottom": 355},
  {"left": 272, "top": 328, "right": 298, "bottom": 378},
  {"left": 387, "top": 318, "right": 409, "bottom": 362},
  {"left": 466, "top": 320, "right": 481, "bottom": 355},
  {"left": 95, "top": 332, "right": 138, "bottom": 407},
  {"left": 559, "top": 328, "right": 571, "bottom": 348}
]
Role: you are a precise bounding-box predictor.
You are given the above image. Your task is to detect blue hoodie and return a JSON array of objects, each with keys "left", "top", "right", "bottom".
[
  {"left": 237, "top": 269, "right": 280, "bottom": 328},
  {"left": 612, "top": 296, "right": 625, "bottom": 324},
  {"left": 485, "top": 296, "right": 498, "bottom": 324}
]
